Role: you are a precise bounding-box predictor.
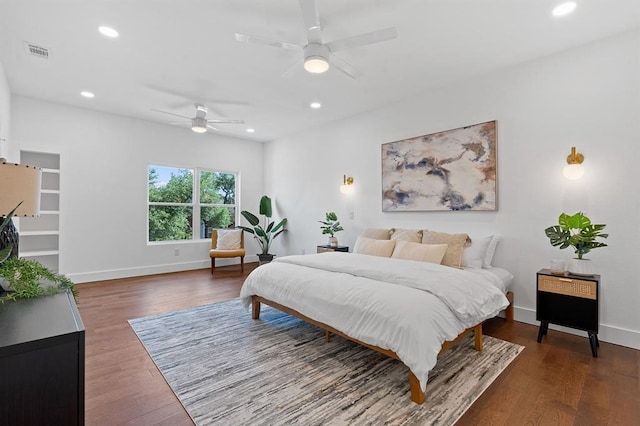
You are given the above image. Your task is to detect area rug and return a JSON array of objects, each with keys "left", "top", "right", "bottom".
[{"left": 129, "top": 299, "right": 523, "bottom": 425}]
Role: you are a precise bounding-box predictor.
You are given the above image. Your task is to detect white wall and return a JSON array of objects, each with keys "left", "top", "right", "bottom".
[
  {"left": 0, "top": 61, "right": 10, "bottom": 157},
  {"left": 265, "top": 30, "right": 640, "bottom": 349},
  {"left": 10, "top": 97, "right": 265, "bottom": 282}
]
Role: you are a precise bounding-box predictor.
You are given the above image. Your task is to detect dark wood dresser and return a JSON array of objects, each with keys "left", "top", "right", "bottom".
[{"left": 0, "top": 291, "right": 85, "bottom": 425}]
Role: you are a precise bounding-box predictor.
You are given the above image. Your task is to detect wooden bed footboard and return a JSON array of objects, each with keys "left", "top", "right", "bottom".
[{"left": 250, "top": 295, "right": 483, "bottom": 405}]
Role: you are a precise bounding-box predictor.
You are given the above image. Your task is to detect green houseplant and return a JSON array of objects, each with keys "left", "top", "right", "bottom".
[
  {"left": 319, "top": 212, "right": 343, "bottom": 247},
  {"left": 544, "top": 212, "right": 608, "bottom": 275},
  {"left": 238, "top": 195, "right": 287, "bottom": 264},
  {"left": 0, "top": 204, "right": 77, "bottom": 302},
  {"left": 0, "top": 257, "right": 77, "bottom": 302}
]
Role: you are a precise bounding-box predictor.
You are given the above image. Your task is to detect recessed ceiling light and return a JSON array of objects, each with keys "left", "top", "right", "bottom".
[
  {"left": 552, "top": 2, "right": 577, "bottom": 17},
  {"left": 80, "top": 91, "right": 95, "bottom": 98},
  {"left": 246, "top": 128, "right": 255, "bottom": 133},
  {"left": 98, "top": 26, "right": 119, "bottom": 38},
  {"left": 310, "top": 102, "right": 322, "bottom": 109}
]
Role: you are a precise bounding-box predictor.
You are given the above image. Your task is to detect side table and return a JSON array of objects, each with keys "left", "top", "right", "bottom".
[
  {"left": 536, "top": 269, "right": 600, "bottom": 357},
  {"left": 317, "top": 245, "right": 349, "bottom": 253}
]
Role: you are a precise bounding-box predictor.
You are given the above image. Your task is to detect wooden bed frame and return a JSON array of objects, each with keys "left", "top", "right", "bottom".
[{"left": 251, "top": 290, "right": 514, "bottom": 404}]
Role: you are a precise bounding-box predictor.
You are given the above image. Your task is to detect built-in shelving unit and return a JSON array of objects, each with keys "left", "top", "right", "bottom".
[{"left": 18, "top": 151, "right": 60, "bottom": 273}]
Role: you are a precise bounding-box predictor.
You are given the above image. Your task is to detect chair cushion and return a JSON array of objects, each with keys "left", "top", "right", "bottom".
[
  {"left": 217, "top": 229, "right": 242, "bottom": 250},
  {"left": 210, "top": 248, "right": 245, "bottom": 258}
]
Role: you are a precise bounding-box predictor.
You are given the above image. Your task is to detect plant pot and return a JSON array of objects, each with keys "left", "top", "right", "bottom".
[
  {"left": 258, "top": 253, "right": 275, "bottom": 266},
  {"left": 567, "top": 258, "right": 596, "bottom": 276},
  {"left": 328, "top": 237, "right": 338, "bottom": 248}
]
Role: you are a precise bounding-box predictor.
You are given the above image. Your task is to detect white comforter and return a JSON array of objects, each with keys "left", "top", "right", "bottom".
[{"left": 239, "top": 252, "right": 509, "bottom": 391}]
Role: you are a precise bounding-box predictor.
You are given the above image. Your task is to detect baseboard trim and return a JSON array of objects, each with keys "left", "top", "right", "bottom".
[
  {"left": 514, "top": 305, "right": 640, "bottom": 351},
  {"left": 69, "top": 256, "right": 256, "bottom": 284}
]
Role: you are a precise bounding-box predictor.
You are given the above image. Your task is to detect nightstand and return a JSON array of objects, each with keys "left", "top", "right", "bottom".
[
  {"left": 536, "top": 269, "right": 600, "bottom": 357},
  {"left": 317, "top": 245, "right": 349, "bottom": 253}
]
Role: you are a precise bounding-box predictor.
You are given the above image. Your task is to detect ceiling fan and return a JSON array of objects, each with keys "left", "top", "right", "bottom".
[
  {"left": 234, "top": 0, "right": 397, "bottom": 79},
  {"left": 152, "top": 103, "right": 244, "bottom": 134}
]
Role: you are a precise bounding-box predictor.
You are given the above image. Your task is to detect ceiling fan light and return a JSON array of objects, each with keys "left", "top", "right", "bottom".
[
  {"left": 191, "top": 117, "right": 207, "bottom": 133},
  {"left": 304, "top": 56, "right": 329, "bottom": 74}
]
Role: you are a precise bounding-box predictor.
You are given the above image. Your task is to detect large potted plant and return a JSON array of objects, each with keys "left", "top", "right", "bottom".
[
  {"left": 319, "top": 212, "right": 343, "bottom": 247},
  {"left": 238, "top": 195, "right": 287, "bottom": 265},
  {"left": 544, "top": 212, "right": 608, "bottom": 275}
]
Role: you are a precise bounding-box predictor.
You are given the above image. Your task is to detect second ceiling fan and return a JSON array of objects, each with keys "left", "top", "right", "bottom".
[
  {"left": 152, "top": 104, "right": 244, "bottom": 134},
  {"left": 235, "top": 0, "right": 397, "bottom": 79}
]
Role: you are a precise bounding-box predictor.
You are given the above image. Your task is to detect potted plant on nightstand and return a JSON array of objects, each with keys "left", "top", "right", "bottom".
[
  {"left": 544, "top": 211, "right": 608, "bottom": 276},
  {"left": 238, "top": 195, "right": 287, "bottom": 265},
  {"left": 319, "top": 212, "right": 344, "bottom": 248}
]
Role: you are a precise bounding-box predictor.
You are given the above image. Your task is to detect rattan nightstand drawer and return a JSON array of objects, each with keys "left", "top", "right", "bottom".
[{"left": 538, "top": 275, "right": 596, "bottom": 300}]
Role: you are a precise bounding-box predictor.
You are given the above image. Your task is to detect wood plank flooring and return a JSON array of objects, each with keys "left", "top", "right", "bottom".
[{"left": 77, "top": 265, "right": 639, "bottom": 425}]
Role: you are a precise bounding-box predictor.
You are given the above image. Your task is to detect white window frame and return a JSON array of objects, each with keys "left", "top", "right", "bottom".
[{"left": 147, "top": 165, "right": 238, "bottom": 243}]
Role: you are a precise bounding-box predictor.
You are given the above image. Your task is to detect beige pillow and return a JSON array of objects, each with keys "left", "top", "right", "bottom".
[
  {"left": 217, "top": 229, "right": 242, "bottom": 250},
  {"left": 353, "top": 237, "right": 396, "bottom": 257},
  {"left": 422, "top": 230, "right": 470, "bottom": 268},
  {"left": 361, "top": 228, "right": 392, "bottom": 240},
  {"left": 391, "top": 240, "right": 448, "bottom": 264},
  {"left": 390, "top": 228, "right": 423, "bottom": 243}
]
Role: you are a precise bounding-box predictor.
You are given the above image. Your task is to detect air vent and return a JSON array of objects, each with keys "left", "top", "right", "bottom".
[{"left": 24, "top": 42, "right": 49, "bottom": 59}]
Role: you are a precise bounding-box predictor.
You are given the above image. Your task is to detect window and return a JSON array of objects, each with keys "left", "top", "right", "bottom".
[
  {"left": 148, "top": 165, "right": 237, "bottom": 242},
  {"left": 199, "top": 170, "right": 236, "bottom": 239}
]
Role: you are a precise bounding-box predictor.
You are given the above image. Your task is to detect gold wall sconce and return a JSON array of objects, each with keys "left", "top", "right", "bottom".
[
  {"left": 563, "top": 146, "right": 584, "bottom": 180},
  {"left": 340, "top": 175, "right": 354, "bottom": 194}
]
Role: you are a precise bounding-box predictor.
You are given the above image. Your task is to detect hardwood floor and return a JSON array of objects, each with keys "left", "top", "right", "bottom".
[{"left": 78, "top": 265, "right": 639, "bottom": 425}]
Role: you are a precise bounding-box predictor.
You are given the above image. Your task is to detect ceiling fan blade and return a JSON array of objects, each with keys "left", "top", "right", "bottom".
[
  {"left": 326, "top": 27, "right": 397, "bottom": 52},
  {"left": 234, "top": 33, "right": 302, "bottom": 51},
  {"left": 281, "top": 59, "right": 303, "bottom": 79},
  {"left": 329, "top": 54, "right": 362, "bottom": 79},
  {"left": 206, "top": 125, "right": 220, "bottom": 132},
  {"left": 206, "top": 119, "right": 244, "bottom": 124},
  {"left": 151, "top": 109, "right": 192, "bottom": 120},
  {"left": 299, "top": 0, "right": 322, "bottom": 44},
  {"left": 167, "top": 121, "right": 190, "bottom": 126}
]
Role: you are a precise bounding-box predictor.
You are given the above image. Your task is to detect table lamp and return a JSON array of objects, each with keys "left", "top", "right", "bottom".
[{"left": 0, "top": 160, "right": 42, "bottom": 258}]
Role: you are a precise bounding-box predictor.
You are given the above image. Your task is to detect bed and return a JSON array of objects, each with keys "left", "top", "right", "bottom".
[{"left": 239, "top": 251, "right": 513, "bottom": 404}]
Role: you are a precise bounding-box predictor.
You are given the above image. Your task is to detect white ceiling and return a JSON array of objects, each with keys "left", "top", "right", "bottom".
[{"left": 1, "top": 0, "right": 639, "bottom": 142}]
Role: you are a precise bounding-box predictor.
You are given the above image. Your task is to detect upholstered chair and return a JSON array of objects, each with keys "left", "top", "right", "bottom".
[{"left": 210, "top": 229, "right": 245, "bottom": 273}]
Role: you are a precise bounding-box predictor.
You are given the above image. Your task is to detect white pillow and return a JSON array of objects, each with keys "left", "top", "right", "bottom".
[
  {"left": 391, "top": 240, "right": 448, "bottom": 264},
  {"left": 217, "top": 229, "right": 242, "bottom": 250},
  {"left": 483, "top": 235, "right": 501, "bottom": 268},
  {"left": 462, "top": 235, "right": 493, "bottom": 268},
  {"left": 353, "top": 237, "right": 396, "bottom": 257}
]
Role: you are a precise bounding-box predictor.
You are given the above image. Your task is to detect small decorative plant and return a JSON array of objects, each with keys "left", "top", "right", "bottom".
[
  {"left": 544, "top": 212, "right": 608, "bottom": 259},
  {"left": 0, "top": 203, "right": 77, "bottom": 303},
  {"left": 319, "top": 212, "right": 344, "bottom": 237},
  {"left": 238, "top": 195, "right": 287, "bottom": 255},
  {"left": 0, "top": 257, "right": 77, "bottom": 303}
]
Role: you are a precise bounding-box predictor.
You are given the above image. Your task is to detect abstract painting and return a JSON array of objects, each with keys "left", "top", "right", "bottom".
[{"left": 382, "top": 120, "right": 497, "bottom": 211}]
